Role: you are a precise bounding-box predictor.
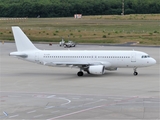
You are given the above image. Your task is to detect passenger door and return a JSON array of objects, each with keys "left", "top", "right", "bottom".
[{"left": 131, "top": 52, "right": 136, "bottom": 62}]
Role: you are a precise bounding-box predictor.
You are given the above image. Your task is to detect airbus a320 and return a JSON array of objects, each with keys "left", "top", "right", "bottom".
[{"left": 10, "top": 26, "right": 156, "bottom": 76}]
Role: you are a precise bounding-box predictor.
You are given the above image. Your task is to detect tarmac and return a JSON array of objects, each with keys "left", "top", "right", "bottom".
[{"left": 0, "top": 42, "right": 159, "bottom": 120}]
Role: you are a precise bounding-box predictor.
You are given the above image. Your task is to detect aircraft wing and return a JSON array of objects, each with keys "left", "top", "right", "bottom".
[{"left": 44, "top": 61, "right": 111, "bottom": 68}]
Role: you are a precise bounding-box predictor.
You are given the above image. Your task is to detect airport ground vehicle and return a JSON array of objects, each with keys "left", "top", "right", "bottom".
[
  {"left": 59, "top": 38, "right": 76, "bottom": 48},
  {"left": 59, "top": 39, "right": 65, "bottom": 46},
  {"left": 63, "top": 41, "right": 76, "bottom": 48}
]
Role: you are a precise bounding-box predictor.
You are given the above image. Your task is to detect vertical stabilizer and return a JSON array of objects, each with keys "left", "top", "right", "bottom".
[{"left": 12, "top": 26, "right": 38, "bottom": 51}]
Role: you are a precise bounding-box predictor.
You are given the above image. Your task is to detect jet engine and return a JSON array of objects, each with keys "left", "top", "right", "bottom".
[{"left": 88, "top": 65, "right": 105, "bottom": 75}]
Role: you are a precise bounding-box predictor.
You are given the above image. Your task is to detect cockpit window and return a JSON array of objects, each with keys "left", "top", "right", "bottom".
[{"left": 141, "top": 55, "right": 150, "bottom": 58}]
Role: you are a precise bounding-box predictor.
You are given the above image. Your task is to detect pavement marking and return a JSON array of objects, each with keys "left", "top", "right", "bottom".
[
  {"left": 77, "top": 99, "right": 105, "bottom": 107},
  {"left": 83, "top": 99, "right": 105, "bottom": 105},
  {"left": 0, "top": 91, "right": 142, "bottom": 98},
  {"left": 51, "top": 110, "right": 60, "bottom": 113},
  {"left": 8, "top": 95, "right": 21, "bottom": 98},
  {"left": 47, "top": 96, "right": 139, "bottom": 120},
  {"left": 68, "top": 99, "right": 106, "bottom": 109},
  {"left": 68, "top": 106, "right": 76, "bottom": 109},
  {"left": 3, "top": 111, "right": 8, "bottom": 116},
  {"left": 45, "top": 106, "right": 55, "bottom": 109},
  {"left": 27, "top": 110, "right": 36, "bottom": 114},
  {"left": 33, "top": 114, "right": 43, "bottom": 118},
  {"left": 9, "top": 114, "right": 19, "bottom": 118},
  {"left": 48, "top": 105, "right": 107, "bottom": 120},
  {"left": 85, "top": 98, "right": 93, "bottom": 100},
  {"left": 108, "top": 97, "right": 125, "bottom": 99},
  {"left": 59, "top": 97, "right": 71, "bottom": 106},
  {"left": 72, "top": 97, "right": 80, "bottom": 100},
  {"left": 47, "top": 95, "right": 56, "bottom": 98}
]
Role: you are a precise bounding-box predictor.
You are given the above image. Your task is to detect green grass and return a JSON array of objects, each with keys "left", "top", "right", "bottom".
[{"left": 0, "top": 14, "right": 160, "bottom": 45}]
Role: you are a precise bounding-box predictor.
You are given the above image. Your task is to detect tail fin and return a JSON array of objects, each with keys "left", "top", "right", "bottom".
[{"left": 12, "top": 26, "right": 38, "bottom": 51}]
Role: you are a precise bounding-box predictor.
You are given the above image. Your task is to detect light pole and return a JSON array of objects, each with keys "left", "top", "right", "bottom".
[{"left": 122, "top": 0, "right": 124, "bottom": 15}]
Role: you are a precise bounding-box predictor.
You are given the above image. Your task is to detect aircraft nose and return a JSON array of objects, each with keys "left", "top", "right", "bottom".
[{"left": 151, "top": 58, "right": 156, "bottom": 65}]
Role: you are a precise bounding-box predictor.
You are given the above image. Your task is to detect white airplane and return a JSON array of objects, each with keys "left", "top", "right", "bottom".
[{"left": 10, "top": 26, "right": 156, "bottom": 76}]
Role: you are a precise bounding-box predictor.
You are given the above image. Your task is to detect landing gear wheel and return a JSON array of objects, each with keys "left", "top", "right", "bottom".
[
  {"left": 133, "top": 72, "right": 138, "bottom": 76},
  {"left": 133, "top": 68, "right": 138, "bottom": 76},
  {"left": 77, "top": 71, "right": 84, "bottom": 76}
]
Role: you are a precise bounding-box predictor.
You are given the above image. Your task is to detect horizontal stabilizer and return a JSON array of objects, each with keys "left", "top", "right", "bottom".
[{"left": 10, "top": 52, "right": 28, "bottom": 58}]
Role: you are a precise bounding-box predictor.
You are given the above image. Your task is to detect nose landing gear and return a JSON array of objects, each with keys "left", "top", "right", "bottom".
[{"left": 133, "top": 68, "right": 138, "bottom": 76}]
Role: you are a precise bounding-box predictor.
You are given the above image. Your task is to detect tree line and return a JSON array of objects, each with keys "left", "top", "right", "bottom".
[{"left": 0, "top": 0, "right": 160, "bottom": 17}]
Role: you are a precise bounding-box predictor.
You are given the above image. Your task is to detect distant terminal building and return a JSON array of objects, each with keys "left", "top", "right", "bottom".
[{"left": 74, "top": 14, "right": 82, "bottom": 19}]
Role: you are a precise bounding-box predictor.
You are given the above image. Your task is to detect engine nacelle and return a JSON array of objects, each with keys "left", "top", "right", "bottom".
[
  {"left": 88, "top": 65, "right": 105, "bottom": 75},
  {"left": 105, "top": 67, "right": 117, "bottom": 71}
]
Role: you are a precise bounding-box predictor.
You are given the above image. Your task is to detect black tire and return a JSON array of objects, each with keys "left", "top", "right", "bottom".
[
  {"left": 133, "top": 72, "right": 138, "bottom": 76},
  {"left": 77, "top": 71, "right": 84, "bottom": 76}
]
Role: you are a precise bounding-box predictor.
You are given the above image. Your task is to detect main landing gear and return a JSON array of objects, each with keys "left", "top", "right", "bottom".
[
  {"left": 77, "top": 68, "right": 139, "bottom": 76},
  {"left": 77, "top": 71, "right": 84, "bottom": 76},
  {"left": 133, "top": 68, "right": 138, "bottom": 76}
]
